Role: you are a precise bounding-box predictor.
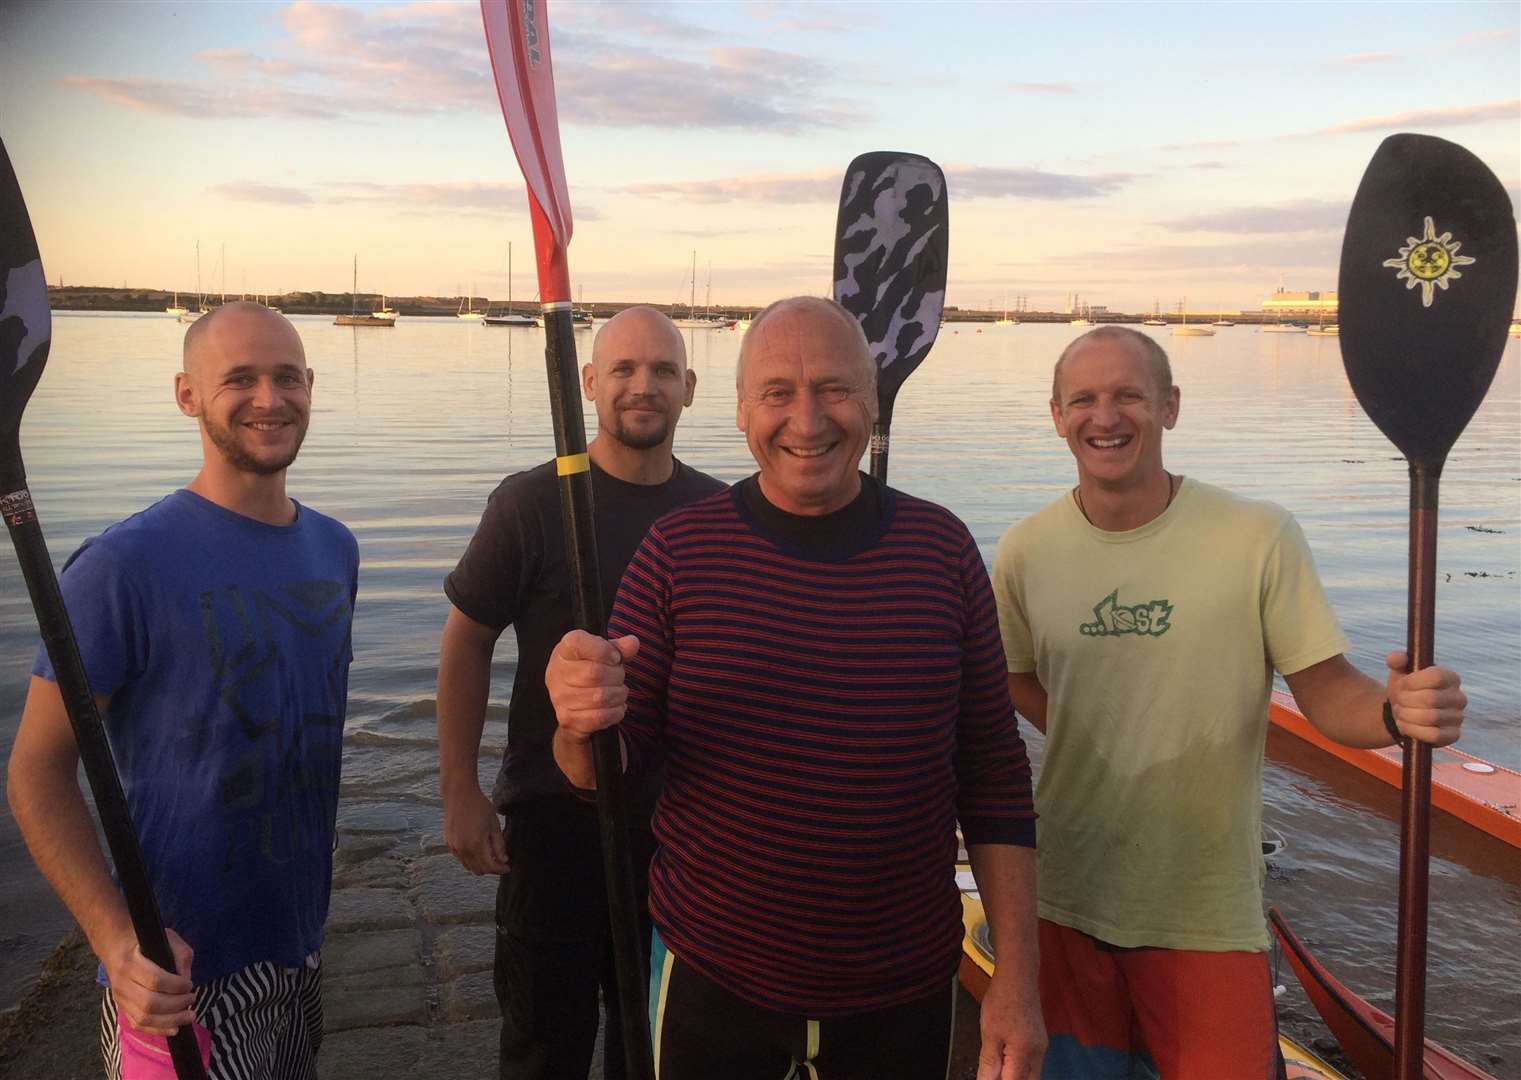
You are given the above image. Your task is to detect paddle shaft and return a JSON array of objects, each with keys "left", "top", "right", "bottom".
[
  {"left": 868, "top": 402, "right": 896, "bottom": 481},
  {"left": 1, "top": 470, "right": 208, "bottom": 1080},
  {"left": 1393, "top": 463, "right": 1439, "bottom": 1078},
  {"left": 533, "top": 199, "right": 653, "bottom": 1079}
]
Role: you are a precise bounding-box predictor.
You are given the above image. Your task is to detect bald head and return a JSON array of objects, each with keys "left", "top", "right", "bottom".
[
  {"left": 1052, "top": 326, "right": 1171, "bottom": 403},
  {"left": 736, "top": 296, "right": 874, "bottom": 393},
  {"left": 591, "top": 305, "right": 686, "bottom": 372},
  {"left": 183, "top": 301, "right": 306, "bottom": 380}
]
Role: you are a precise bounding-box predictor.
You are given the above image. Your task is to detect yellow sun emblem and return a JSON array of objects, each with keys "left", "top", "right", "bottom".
[{"left": 1381, "top": 216, "right": 1476, "bottom": 307}]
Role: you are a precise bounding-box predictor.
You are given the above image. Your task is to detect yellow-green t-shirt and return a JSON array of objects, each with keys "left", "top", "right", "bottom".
[{"left": 992, "top": 479, "right": 1348, "bottom": 951}]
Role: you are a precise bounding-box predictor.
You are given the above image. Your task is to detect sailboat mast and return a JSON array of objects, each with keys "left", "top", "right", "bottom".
[
  {"left": 508, "top": 242, "right": 513, "bottom": 311},
  {"left": 689, "top": 250, "right": 696, "bottom": 314},
  {"left": 352, "top": 255, "right": 358, "bottom": 317}
]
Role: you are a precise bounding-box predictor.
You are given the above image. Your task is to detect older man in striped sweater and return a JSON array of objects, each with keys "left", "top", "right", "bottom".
[{"left": 546, "top": 296, "right": 1044, "bottom": 1080}]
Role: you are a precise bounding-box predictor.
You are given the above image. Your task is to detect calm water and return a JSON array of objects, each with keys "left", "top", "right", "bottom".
[{"left": 1, "top": 313, "right": 1517, "bottom": 1070}]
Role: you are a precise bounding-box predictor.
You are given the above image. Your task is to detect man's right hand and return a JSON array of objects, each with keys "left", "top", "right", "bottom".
[
  {"left": 102, "top": 925, "right": 197, "bottom": 1035},
  {"left": 546, "top": 630, "right": 639, "bottom": 738},
  {"left": 443, "top": 786, "right": 509, "bottom": 876}
]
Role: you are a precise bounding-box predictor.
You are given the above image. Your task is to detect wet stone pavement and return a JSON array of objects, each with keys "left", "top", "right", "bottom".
[{"left": 315, "top": 803, "right": 608, "bottom": 1080}]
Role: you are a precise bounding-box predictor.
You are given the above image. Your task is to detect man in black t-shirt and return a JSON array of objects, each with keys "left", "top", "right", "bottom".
[{"left": 437, "top": 306, "right": 724, "bottom": 1080}]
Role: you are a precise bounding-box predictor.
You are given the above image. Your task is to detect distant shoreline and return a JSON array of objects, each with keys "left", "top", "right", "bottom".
[{"left": 44, "top": 288, "right": 1318, "bottom": 325}]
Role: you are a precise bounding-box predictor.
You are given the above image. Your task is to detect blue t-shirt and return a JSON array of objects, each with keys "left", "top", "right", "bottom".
[{"left": 33, "top": 489, "right": 359, "bottom": 983}]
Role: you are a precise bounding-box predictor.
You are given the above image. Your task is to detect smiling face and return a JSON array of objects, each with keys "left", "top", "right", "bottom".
[
  {"left": 584, "top": 306, "right": 694, "bottom": 452},
  {"left": 177, "top": 302, "right": 312, "bottom": 476},
  {"left": 1050, "top": 334, "right": 1179, "bottom": 493},
  {"left": 736, "top": 298, "right": 877, "bottom": 516}
]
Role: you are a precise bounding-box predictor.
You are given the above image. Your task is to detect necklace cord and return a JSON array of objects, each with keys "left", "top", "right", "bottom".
[{"left": 1075, "top": 471, "right": 1175, "bottom": 527}]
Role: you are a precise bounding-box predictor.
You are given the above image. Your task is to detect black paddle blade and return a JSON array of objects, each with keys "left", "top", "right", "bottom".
[
  {"left": 0, "top": 135, "right": 50, "bottom": 463},
  {"left": 833, "top": 151, "right": 948, "bottom": 410},
  {"left": 1339, "top": 134, "right": 1516, "bottom": 465}
]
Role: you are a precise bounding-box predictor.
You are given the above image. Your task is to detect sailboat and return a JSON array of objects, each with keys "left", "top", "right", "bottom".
[
  {"left": 1142, "top": 300, "right": 1165, "bottom": 327},
  {"left": 671, "top": 252, "right": 725, "bottom": 329},
  {"left": 1068, "top": 293, "right": 1091, "bottom": 326},
  {"left": 1212, "top": 304, "right": 1236, "bottom": 327},
  {"left": 1171, "top": 298, "right": 1215, "bottom": 336},
  {"left": 1305, "top": 308, "right": 1339, "bottom": 336},
  {"left": 1261, "top": 310, "right": 1307, "bottom": 333},
  {"left": 993, "top": 294, "right": 1018, "bottom": 327},
  {"left": 335, "top": 256, "right": 396, "bottom": 326},
  {"left": 177, "top": 241, "right": 207, "bottom": 323},
  {"left": 164, "top": 289, "right": 186, "bottom": 317},
  {"left": 485, "top": 243, "right": 537, "bottom": 326},
  {"left": 457, "top": 284, "right": 484, "bottom": 320}
]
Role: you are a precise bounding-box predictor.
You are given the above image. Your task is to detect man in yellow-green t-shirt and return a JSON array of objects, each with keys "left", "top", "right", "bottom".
[{"left": 992, "top": 326, "right": 1469, "bottom": 1080}]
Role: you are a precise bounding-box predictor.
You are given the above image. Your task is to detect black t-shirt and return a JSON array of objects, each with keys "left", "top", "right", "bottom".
[
  {"left": 736, "top": 471, "right": 890, "bottom": 559},
  {"left": 445, "top": 458, "right": 725, "bottom": 817}
]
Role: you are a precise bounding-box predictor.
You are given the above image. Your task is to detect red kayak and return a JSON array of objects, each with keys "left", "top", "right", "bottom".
[
  {"left": 1269, "top": 907, "right": 1496, "bottom": 1080},
  {"left": 1269, "top": 690, "right": 1521, "bottom": 850}
]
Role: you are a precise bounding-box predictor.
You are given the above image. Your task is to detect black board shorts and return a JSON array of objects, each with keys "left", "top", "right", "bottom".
[{"left": 648, "top": 930, "right": 955, "bottom": 1080}]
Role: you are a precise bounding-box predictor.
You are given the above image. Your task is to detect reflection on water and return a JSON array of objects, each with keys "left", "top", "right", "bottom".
[{"left": 0, "top": 315, "right": 1516, "bottom": 1068}]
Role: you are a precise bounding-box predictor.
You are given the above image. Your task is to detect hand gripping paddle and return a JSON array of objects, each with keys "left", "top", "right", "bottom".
[
  {"left": 1338, "top": 132, "right": 1516, "bottom": 1079},
  {"left": 478, "top": 5, "right": 653, "bottom": 1078},
  {"left": 0, "top": 139, "right": 209, "bottom": 1078},
  {"left": 832, "top": 152, "right": 949, "bottom": 481}
]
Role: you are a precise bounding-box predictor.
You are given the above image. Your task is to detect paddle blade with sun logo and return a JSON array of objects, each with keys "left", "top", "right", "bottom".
[{"left": 1338, "top": 134, "right": 1517, "bottom": 465}]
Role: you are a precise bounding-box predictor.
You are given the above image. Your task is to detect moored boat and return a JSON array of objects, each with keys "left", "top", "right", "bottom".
[
  {"left": 484, "top": 243, "right": 536, "bottom": 326},
  {"left": 483, "top": 312, "right": 536, "bottom": 327},
  {"left": 336, "top": 256, "right": 396, "bottom": 326},
  {"left": 1269, "top": 908, "right": 1497, "bottom": 1080},
  {"left": 1268, "top": 690, "right": 1520, "bottom": 849},
  {"left": 1171, "top": 298, "right": 1215, "bottom": 336}
]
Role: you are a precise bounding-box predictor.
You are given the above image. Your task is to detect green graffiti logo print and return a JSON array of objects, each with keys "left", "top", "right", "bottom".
[{"left": 1080, "top": 589, "right": 1173, "bottom": 637}]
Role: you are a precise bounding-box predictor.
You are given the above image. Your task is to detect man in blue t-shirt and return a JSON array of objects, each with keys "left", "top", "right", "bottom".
[{"left": 7, "top": 301, "right": 358, "bottom": 1079}]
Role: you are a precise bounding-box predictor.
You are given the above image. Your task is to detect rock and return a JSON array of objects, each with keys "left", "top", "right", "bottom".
[
  {"left": 317, "top": 1024, "right": 427, "bottom": 1079},
  {"left": 414, "top": 855, "right": 496, "bottom": 926},
  {"left": 326, "top": 887, "right": 413, "bottom": 933},
  {"left": 323, "top": 966, "right": 427, "bottom": 1032},
  {"left": 333, "top": 854, "right": 408, "bottom": 891},
  {"left": 439, "top": 971, "right": 498, "bottom": 1023},
  {"left": 434, "top": 925, "right": 496, "bottom": 980},
  {"left": 336, "top": 803, "right": 412, "bottom": 835},
  {"left": 323, "top": 929, "right": 419, "bottom": 979},
  {"left": 418, "top": 1018, "right": 500, "bottom": 1078}
]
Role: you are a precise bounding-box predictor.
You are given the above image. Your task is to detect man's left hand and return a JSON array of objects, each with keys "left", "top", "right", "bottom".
[
  {"left": 976, "top": 970, "right": 1046, "bottom": 1080},
  {"left": 1384, "top": 650, "right": 1466, "bottom": 747}
]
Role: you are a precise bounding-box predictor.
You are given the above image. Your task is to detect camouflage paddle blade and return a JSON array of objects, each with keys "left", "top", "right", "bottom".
[
  {"left": 1339, "top": 134, "right": 1516, "bottom": 464},
  {"left": 833, "top": 152, "right": 948, "bottom": 404},
  {"left": 0, "top": 134, "right": 51, "bottom": 450}
]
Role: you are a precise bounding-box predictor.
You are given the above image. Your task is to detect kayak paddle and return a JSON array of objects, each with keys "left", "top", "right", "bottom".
[
  {"left": 0, "top": 139, "right": 209, "bottom": 1079},
  {"left": 478, "top": 4, "right": 653, "bottom": 1078},
  {"left": 832, "top": 151, "right": 949, "bottom": 481},
  {"left": 1337, "top": 132, "right": 1517, "bottom": 1079}
]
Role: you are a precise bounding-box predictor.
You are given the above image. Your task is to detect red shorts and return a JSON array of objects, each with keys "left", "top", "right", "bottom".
[{"left": 1038, "top": 919, "right": 1283, "bottom": 1080}]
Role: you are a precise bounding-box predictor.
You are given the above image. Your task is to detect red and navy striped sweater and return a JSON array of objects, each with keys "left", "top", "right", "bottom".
[{"left": 608, "top": 484, "right": 1035, "bottom": 1015}]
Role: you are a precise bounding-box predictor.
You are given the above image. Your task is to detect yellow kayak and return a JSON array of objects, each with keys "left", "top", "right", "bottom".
[{"left": 955, "top": 867, "right": 1347, "bottom": 1079}]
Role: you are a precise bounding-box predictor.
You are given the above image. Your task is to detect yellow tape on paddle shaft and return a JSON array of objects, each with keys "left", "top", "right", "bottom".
[{"left": 556, "top": 453, "right": 590, "bottom": 477}]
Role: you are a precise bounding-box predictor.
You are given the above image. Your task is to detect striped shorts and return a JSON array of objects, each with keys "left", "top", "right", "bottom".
[{"left": 101, "top": 953, "right": 323, "bottom": 1080}]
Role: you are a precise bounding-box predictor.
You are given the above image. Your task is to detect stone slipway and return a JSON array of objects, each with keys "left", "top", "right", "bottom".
[{"left": 0, "top": 798, "right": 985, "bottom": 1078}]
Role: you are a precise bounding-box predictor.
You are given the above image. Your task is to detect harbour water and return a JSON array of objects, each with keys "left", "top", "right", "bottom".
[{"left": 1, "top": 313, "right": 1517, "bottom": 1071}]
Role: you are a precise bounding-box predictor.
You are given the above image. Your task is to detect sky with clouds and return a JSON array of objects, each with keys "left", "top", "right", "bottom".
[{"left": 1, "top": 0, "right": 1516, "bottom": 312}]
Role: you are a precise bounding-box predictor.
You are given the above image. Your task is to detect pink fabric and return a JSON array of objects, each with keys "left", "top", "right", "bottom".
[{"left": 116, "top": 1011, "right": 211, "bottom": 1079}]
